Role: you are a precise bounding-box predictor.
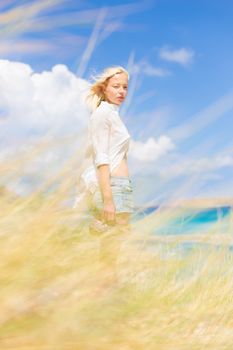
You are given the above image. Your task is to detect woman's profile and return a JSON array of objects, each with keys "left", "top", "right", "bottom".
[{"left": 78, "top": 66, "right": 134, "bottom": 274}]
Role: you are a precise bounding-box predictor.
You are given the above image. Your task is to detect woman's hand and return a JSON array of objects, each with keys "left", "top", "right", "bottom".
[{"left": 102, "top": 199, "right": 116, "bottom": 225}]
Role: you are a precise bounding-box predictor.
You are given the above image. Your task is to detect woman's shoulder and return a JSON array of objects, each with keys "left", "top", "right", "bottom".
[
  {"left": 91, "top": 101, "right": 112, "bottom": 120},
  {"left": 90, "top": 107, "right": 111, "bottom": 130}
]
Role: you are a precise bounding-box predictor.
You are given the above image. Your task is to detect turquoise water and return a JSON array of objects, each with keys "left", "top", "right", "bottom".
[
  {"left": 133, "top": 206, "right": 232, "bottom": 256},
  {"left": 133, "top": 206, "right": 232, "bottom": 235}
]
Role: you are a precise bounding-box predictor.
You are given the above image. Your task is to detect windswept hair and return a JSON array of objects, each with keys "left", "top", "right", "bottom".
[{"left": 86, "top": 66, "right": 129, "bottom": 112}]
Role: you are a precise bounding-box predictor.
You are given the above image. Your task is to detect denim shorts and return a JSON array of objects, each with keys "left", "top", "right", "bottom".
[{"left": 89, "top": 176, "right": 134, "bottom": 214}]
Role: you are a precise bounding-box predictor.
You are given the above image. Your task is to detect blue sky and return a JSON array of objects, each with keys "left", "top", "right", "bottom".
[{"left": 0, "top": 0, "right": 233, "bottom": 203}]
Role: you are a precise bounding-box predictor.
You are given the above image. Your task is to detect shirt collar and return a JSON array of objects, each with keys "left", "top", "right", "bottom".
[{"left": 101, "top": 100, "right": 120, "bottom": 112}]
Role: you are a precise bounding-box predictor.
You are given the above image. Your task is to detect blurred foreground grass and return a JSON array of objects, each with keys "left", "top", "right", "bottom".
[{"left": 1, "top": 146, "right": 233, "bottom": 350}]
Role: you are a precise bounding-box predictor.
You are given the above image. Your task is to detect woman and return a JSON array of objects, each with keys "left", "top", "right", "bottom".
[{"left": 81, "top": 66, "right": 134, "bottom": 237}]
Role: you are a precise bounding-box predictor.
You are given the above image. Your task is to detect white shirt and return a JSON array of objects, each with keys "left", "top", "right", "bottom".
[{"left": 80, "top": 100, "right": 130, "bottom": 193}]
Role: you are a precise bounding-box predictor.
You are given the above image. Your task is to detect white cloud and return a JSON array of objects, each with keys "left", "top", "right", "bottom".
[
  {"left": 130, "top": 60, "right": 170, "bottom": 77},
  {"left": 0, "top": 59, "right": 91, "bottom": 195},
  {"left": 130, "top": 135, "right": 175, "bottom": 162},
  {"left": 0, "top": 59, "right": 90, "bottom": 137},
  {"left": 141, "top": 62, "right": 170, "bottom": 77},
  {"left": 159, "top": 47, "right": 194, "bottom": 66}
]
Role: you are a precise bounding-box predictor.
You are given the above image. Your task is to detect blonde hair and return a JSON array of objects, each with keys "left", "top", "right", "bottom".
[{"left": 86, "top": 66, "right": 129, "bottom": 112}]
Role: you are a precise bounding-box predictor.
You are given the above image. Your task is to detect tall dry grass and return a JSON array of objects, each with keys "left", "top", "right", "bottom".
[{"left": 1, "top": 139, "right": 233, "bottom": 350}]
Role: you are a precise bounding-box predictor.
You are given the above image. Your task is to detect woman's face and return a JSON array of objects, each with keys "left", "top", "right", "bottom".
[{"left": 104, "top": 72, "right": 128, "bottom": 106}]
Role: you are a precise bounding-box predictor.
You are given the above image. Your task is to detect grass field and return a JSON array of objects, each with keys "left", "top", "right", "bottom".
[{"left": 1, "top": 148, "right": 233, "bottom": 350}]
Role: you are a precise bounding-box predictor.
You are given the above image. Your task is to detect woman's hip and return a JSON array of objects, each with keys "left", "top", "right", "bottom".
[{"left": 89, "top": 176, "right": 134, "bottom": 214}]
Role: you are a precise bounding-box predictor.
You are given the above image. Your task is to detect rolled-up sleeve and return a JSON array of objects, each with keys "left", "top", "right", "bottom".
[{"left": 90, "top": 111, "right": 111, "bottom": 167}]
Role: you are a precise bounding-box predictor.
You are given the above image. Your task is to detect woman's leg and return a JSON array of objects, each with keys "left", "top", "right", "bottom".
[
  {"left": 98, "top": 212, "right": 131, "bottom": 284},
  {"left": 88, "top": 181, "right": 133, "bottom": 283}
]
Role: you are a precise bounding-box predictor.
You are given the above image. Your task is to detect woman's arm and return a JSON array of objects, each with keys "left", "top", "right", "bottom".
[
  {"left": 90, "top": 111, "right": 116, "bottom": 223},
  {"left": 97, "top": 164, "right": 116, "bottom": 223}
]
